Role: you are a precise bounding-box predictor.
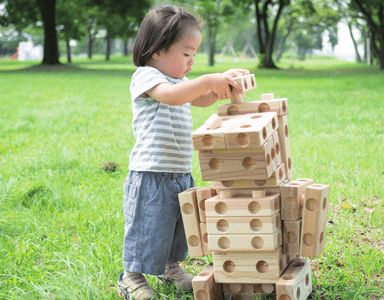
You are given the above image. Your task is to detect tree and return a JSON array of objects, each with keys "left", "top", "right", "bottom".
[{"left": 349, "top": 0, "right": 384, "bottom": 69}]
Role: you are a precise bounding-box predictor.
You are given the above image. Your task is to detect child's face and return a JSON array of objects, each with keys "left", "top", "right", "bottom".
[{"left": 154, "top": 28, "right": 202, "bottom": 79}]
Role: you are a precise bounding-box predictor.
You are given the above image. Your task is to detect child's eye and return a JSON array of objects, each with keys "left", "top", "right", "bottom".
[{"left": 184, "top": 54, "right": 190, "bottom": 57}]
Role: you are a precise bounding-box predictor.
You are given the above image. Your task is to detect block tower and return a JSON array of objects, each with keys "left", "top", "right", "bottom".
[{"left": 178, "top": 74, "right": 330, "bottom": 300}]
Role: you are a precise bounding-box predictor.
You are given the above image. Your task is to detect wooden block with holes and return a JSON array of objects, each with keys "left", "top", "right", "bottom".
[
  {"left": 272, "top": 131, "right": 282, "bottom": 167},
  {"left": 192, "top": 263, "right": 223, "bottom": 300},
  {"left": 213, "top": 247, "right": 285, "bottom": 283},
  {"left": 217, "top": 98, "right": 288, "bottom": 117},
  {"left": 224, "top": 112, "right": 278, "bottom": 149},
  {"left": 196, "top": 187, "right": 216, "bottom": 223},
  {"left": 276, "top": 259, "right": 312, "bottom": 300},
  {"left": 283, "top": 219, "right": 302, "bottom": 257},
  {"left": 230, "top": 74, "right": 257, "bottom": 104},
  {"left": 278, "top": 115, "right": 293, "bottom": 180},
  {"left": 192, "top": 121, "right": 228, "bottom": 150},
  {"left": 207, "top": 213, "right": 281, "bottom": 235},
  {"left": 208, "top": 229, "right": 282, "bottom": 252},
  {"left": 280, "top": 179, "right": 314, "bottom": 221},
  {"left": 205, "top": 193, "right": 280, "bottom": 218},
  {"left": 200, "top": 222, "right": 211, "bottom": 256},
  {"left": 222, "top": 283, "right": 275, "bottom": 300},
  {"left": 178, "top": 188, "right": 204, "bottom": 257},
  {"left": 300, "top": 184, "right": 330, "bottom": 257},
  {"left": 198, "top": 145, "right": 275, "bottom": 182}
]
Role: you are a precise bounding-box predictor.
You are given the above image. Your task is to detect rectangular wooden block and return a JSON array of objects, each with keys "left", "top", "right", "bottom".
[
  {"left": 300, "top": 184, "right": 330, "bottom": 257},
  {"left": 225, "top": 112, "right": 278, "bottom": 149},
  {"left": 193, "top": 263, "right": 223, "bottom": 300},
  {"left": 198, "top": 145, "right": 274, "bottom": 181},
  {"left": 276, "top": 259, "right": 312, "bottom": 300},
  {"left": 278, "top": 115, "right": 293, "bottom": 180},
  {"left": 178, "top": 188, "right": 204, "bottom": 257},
  {"left": 283, "top": 219, "right": 302, "bottom": 257},
  {"left": 207, "top": 213, "right": 281, "bottom": 235},
  {"left": 213, "top": 248, "right": 284, "bottom": 283},
  {"left": 192, "top": 120, "right": 228, "bottom": 151},
  {"left": 200, "top": 222, "right": 212, "bottom": 256},
  {"left": 196, "top": 187, "right": 216, "bottom": 223},
  {"left": 205, "top": 194, "right": 280, "bottom": 218},
  {"left": 218, "top": 98, "right": 288, "bottom": 117},
  {"left": 208, "top": 230, "right": 282, "bottom": 252},
  {"left": 280, "top": 179, "right": 314, "bottom": 221},
  {"left": 222, "top": 283, "right": 275, "bottom": 300}
]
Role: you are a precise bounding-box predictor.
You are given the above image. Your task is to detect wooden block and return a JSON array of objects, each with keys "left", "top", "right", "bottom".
[
  {"left": 205, "top": 194, "right": 280, "bottom": 218},
  {"left": 206, "top": 213, "right": 281, "bottom": 235},
  {"left": 272, "top": 131, "right": 282, "bottom": 167},
  {"left": 196, "top": 187, "right": 216, "bottom": 223},
  {"left": 200, "top": 223, "right": 212, "bottom": 256},
  {"left": 208, "top": 230, "right": 282, "bottom": 252},
  {"left": 283, "top": 219, "right": 302, "bottom": 257},
  {"left": 193, "top": 263, "right": 223, "bottom": 300},
  {"left": 223, "top": 283, "right": 274, "bottom": 300},
  {"left": 218, "top": 98, "right": 288, "bottom": 117},
  {"left": 213, "top": 248, "right": 285, "bottom": 283},
  {"left": 198, "top": 146, "right": 274, "bottom": 182},
  {"left": 178, "top": 188, "right": 204, "bottom": 257},
  {"left": 280, "top": 179, "right": 314, "bottom": 221},
  {"left": 300, "top": 184, "right": 330, "bottom": 257},
  {"left": 192, "top": 122, "right": 227, "bottom": 150},
  {"left": 205, "top": 113, "right": 223, "bottom": 129},
  {"left": 261, "top": 93, "right": 274, "bottom": 100},
  {"left": 276, "top": 259, "right": 312, "bottom": 300},
  {"left": 230, "top": 74, "right": 257, "bottom": 104},
  {"left": 278, "top": 115, "right": 293, "bottom": 180},
  {"left": 225, "top": 112, "right": 278, "bottom": 149}
]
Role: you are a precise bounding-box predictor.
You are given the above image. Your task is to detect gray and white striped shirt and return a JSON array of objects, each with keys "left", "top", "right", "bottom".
[{"left": 129, "top": 66, "right": 193, "bottom": 173}]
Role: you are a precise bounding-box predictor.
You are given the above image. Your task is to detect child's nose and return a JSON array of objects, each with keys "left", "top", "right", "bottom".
[{"left": 188, "top": 57, "right": 194, "bottom": 66}]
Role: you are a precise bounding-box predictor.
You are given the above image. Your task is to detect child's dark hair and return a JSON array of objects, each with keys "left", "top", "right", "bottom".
[{"left": 133, "top": 4, "right": 202, "bottom": 67}]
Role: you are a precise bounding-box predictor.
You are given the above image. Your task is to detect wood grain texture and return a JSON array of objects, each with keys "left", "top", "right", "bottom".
[
  {"left": 277, "top": 115, "right": 293, "bottom": 180},
  {"left": 196, "top": 187, "right": 216, "bottom": 223},
  {"left": 200, "top": 222, "right": 212, "bottom": 256},
  {"left": 193, "top": 263, "right": 223, "bottom": 300},
  {"left": 283, "top": 219, "right": 302, "bottom": 257},
  {"left": 218, "top": 98, "right": 288, "bottom": 117}
]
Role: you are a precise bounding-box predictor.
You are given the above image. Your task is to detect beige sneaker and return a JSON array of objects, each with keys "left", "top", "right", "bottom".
[
  {"left": 117, "top": 272, "right": 155, "bottom": 300},
  {"left": 158, "top": 263, "right": 193, "bottom": 291}
]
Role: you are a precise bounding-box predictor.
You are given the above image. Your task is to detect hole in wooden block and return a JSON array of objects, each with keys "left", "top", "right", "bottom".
[
  {"left": 251, "top": 236, "right": 264, "bottom": 249},
  {"left": 275, "top": 215, "right": 281, "bottom": 228},
  {"left": 217, "top": 219, "right": 229, "bottom": 232},
  {"left": 199, "top": 199, "right": 206, "bottom": 211},
  {"left": 323, "top": 197, "right": 327, "bottom": 210},
  {"left": 248, "top": 201, "right": 261, "bottom": 214},
  {"left": 262, "top": 284, "right": 274, "bottom": 295},
  {"left": 209, "top": 158, "right": 222, "bottom": 170},
  {"left": 263, "top": 127, "right": 267, "bottom": 140},
  {"left": 292, "top": 261, "right": 305, "bottom": 267},
  {"left": 282, "top": 101, "right": 287, "bottom": 113},
  {"left": 188, "top": 235, "right": 200, "bottom": 247},
  {"left": 288, "top": 157, "right": 292, "bottom": 169},
  {"left": 283, "top": 196, "right": 295, "bottom": 210},
  {"left": 267, "top": 154, "right": 271, "bottom": 166},
  {"left": 319, "top": 231, "right": 324, "bottom": 244},
  {"left": 272, "top": 118, "right": 276, "bottom": 129},
  {"left": 241, "top": 124, "right": 252, "bottom": 128},
  {"left": 236, "top": 133, "right": 250, "bottom": 147},
  {"left": 303, "top": 233, "right": 315, "bottom": 246},
  {"left": 254, "top": 180, "right": 266, "bottom": 186},
  {"left": 312, "top": 184, "right": 323, "bottom": 187},
  {"left": 250, "top": 219, "right": 263, "bottom": 232},
  {"left": 279, "top": 258, "right": 284, "bottom": 272},
  {"left": 256, "top": 260, "right": 269, "bottom": 273},
  {"left": 296, "top": 287, "right": 301, "bottom": 299},
  {"left": 242, "top": 156, "right": 256, "bottom": 170},
  {"left": 182, "top": 203, "right": 194, "bottom": 215},
  {"left": 276, "top": 142, "right": 280, "bottom": 155},
  {"left": 258, "top": 103, "right": 270, "bottom": 113},
  {"left": 278, "top": 295, "right": 292, "bottom": 300},
  {"left": 289, "top": 183, "right": 300, "bottom": 186},
  {"left": 223, "top": 260, "right": 236, "bottom": 273},
  {"left": 285, "top": 231, "right": 297, "bottom": 244},
  {"left": 243, "top": 78, "right": 248, "bottom": 90},
  {"left": 202, "top": 134, "right": 215, "bottom": 148},
  {"left": 203, "top": 232, "right": 208, "bottom": 243},
  {"left": 306, "top": 198, "right": 318, "bottom": 211},
  {"left": 279, "top": 168, "right": 284, "bottom": 180},
  {"left": 198, "top": 272, "right": 211, "bottom": 277},
  {"left": 251, "top": 76, "right": 255, "bottom": 87},
  {"left": 227, "top": 106, "right": 239, "bottom": 115},
  {"left": 251, "top": 115, "right": 262, "bottom": 119},
  {"left": 218, "top": 237, "right": 230, "bottom": 249},
  {"left": 271, "top": 147, "right": 276, "bottom": 160},
  {"left": 274, "top": 197, "right": 279, "bottom": 210},
  {"left": 196, "top": 290, "right": 207, "bottom": 300},
  {"left": 305, "top": 274, "right": 310, "bottom": 286},
  {"left": 215, "top": 202, "right": 227, "bottom": 215},
  {"left": 229, "top": 283, "right": 242, "bottom": 293},
  {"left": 285, "top": 125, "right": 289, "bottom": 137},
  {"left": 222, "top": 180, "right": 234, "bottom": 187},
  {"left": 282, "top": 275, "right": 295, "bottom": 280}
]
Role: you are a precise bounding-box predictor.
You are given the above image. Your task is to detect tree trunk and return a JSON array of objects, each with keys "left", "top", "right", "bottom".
[
  {"left": 66, "top": 39, "right": 71, "bottom": 63},
  {"left": 88, "top": 28, "right": 93, "bottom": 59},
  {"left": 346, "top": 22, "right": 361, "bottom": 62},
  {"left": 106, "top": 31, "right": 111, "bottom": 61},
  {"left": 37, "top": 0, "right": 60, "bottom": 65},
  {"left": 123, "top": 40, "right": 129, "bottom": 56},
  {"left": 207, "top": 25, "right": 215, "bottom": 66}
]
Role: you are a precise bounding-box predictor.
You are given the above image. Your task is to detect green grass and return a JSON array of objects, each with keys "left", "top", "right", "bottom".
[{"left": 0, "top": 54, "right": 383, "bottom": 299}]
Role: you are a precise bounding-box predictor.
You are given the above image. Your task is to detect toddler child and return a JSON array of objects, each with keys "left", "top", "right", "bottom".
[{"left": 118, "top": 4, "right": 250, "bottom": 300}]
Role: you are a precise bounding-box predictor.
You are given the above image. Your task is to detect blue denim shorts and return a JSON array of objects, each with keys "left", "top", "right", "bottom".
[{"left": 122, "top": 170, "right": 195, "bottom": 275}]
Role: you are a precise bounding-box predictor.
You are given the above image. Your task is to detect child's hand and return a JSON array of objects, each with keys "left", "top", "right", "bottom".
[
  {"left": 209, "top": 73, "right": 242, "bottom": 100},
  {"left": 222, "top": 69, "right": 250, "bottom": 78}
]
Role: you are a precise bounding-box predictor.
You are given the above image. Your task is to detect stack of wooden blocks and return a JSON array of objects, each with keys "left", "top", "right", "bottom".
[{"left": 178, "top": 74, "right": 330, "bottom": 300}]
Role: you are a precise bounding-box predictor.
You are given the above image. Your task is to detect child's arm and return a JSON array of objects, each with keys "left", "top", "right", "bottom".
[{"left": 144, "top": 73, "right": 241, "bottom": 106}]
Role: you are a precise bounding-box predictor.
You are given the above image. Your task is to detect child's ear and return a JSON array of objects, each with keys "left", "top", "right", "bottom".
[{"left": 152, "top": 51, "right": 161, "bottom": 60}]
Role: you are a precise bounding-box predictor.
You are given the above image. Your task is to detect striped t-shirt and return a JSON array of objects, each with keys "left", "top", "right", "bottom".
[{"left": 128, "top": 66, "right": 193, "bottom": 173}]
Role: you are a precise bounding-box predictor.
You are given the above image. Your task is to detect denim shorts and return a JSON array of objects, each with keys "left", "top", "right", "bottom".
[{"left": 122, "top": 170, "right": 195, "bottom": 275}]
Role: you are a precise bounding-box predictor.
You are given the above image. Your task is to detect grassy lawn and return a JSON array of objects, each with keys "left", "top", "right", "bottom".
[{"left": 0, "top": 54, "right": 383, "bottom": 299}]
